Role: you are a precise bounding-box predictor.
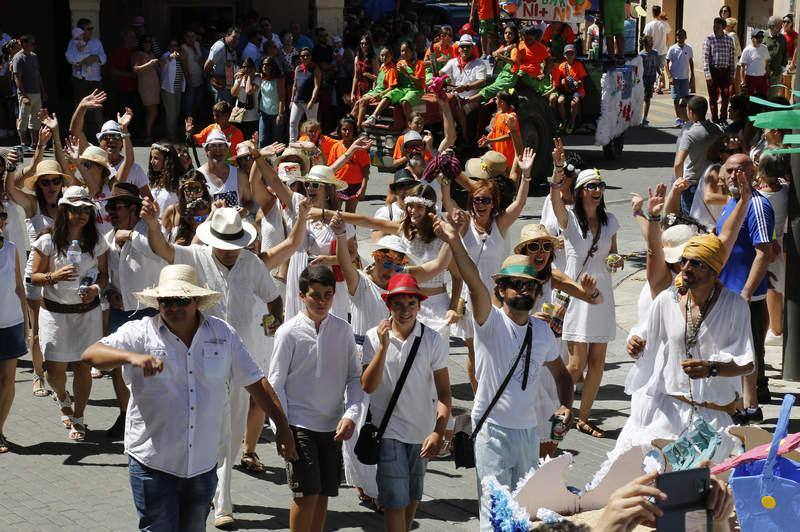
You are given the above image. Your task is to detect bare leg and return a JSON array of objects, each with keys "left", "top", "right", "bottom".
[
  {"left": 570, "top": 98, "right": 581, "bottom": 127},
  {"left": 71, "top": 361, "right": 92, "bottom": 420},
  {"left": 767, "top": 288, "right": 783, "bottom": 336},
  {"left": 643, "top": 97, "right": 651, "bottom": 121},
  {"left": 743, "top": 372, "right": 758, "bottom": 408},
  {"left": 437, "top": 96, "right": 457, "bottom": 152},
  {"left": 0, "top": 359, "right": 17, "bottom": 434},
  {"left": 566, "top": 341, "right": 589, "bottom": 383},
  {"left": 146, "top": 105, "right": 158, "bottom": 138},
  {"left": 405, "top": 500, "right": 419, "bottom": 530},
  {"left": 243, "top": 396, "right": 266, "bottom": 454},
  {"left": 311, "top": 495, "right": 329, "bottom": 532},
  {"left": 45, "top": 361, "right": 73, "bottom": 423},
  {"left": 290, "top": 495, "right": 319, "bottom": 532},
  {"left": 28, "top": 299, "right": 46, "bottom": 395},
  {"left": 557, "top": 96, "right": 567, "bottom": 124},
  {"left": 371, "top": 98, "right": 390, "bottom": 118},
  {"left": 400, "top": 101, "right": 412, "bottom": 123},
  {"left": 466, "top": 337, "right": 477, "bottom": 393},
  {"left": 578, "top": 342, "right": 607, "bottom": 423},
  {"left": 345, "top": 197, "right": 359, "bottom": 213}
]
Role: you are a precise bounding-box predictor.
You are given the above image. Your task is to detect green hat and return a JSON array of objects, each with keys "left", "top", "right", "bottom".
[{"left": 492, "top": 254, "right": 541, "bottom": 282}]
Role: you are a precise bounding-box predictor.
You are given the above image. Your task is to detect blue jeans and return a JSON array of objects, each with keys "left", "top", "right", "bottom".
[
  {"left": 474, "top": 422, "right": 539, "bottom": 532},
  {"left": 376, "top": 438, "right": 426, "bottom": 510},
  {"left": 680, "top": 183, "right": 697, "bottom": 216},
  {"left": 128, "top": 457, "right": 217, "bottom": 531},
  {"left": 259, "top": 110, "right": 285, "bottom": 147}
]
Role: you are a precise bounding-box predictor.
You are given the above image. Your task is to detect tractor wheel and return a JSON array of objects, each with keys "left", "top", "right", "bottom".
[{"left": 516, "top": 89, "right": 557, "bottom": 185}]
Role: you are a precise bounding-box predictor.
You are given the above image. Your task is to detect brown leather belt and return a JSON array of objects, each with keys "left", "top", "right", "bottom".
[
  {"left": 671, "top": 394, "right": 739, "bottom": 415},
  {"left": 42, "top": 297, "right": 101, "bottom": 314}
]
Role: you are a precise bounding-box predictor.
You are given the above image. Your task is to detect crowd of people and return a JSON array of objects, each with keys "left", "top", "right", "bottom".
[{"left": 0, "top": 3, "right": 794, "bottom": 532}]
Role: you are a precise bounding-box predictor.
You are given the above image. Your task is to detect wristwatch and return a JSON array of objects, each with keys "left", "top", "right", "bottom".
[{"left": 708, "top": 361, "right": 719, "bottom": 377}]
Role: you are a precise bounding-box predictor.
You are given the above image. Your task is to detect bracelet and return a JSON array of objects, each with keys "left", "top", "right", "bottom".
[
  {"left": 590, "top": 289, "right": 600, "bottom": 300},
  {"left": 647, "top": 213, "right": 661, "bottom": 222},
  {"left": 45, "top": 273, "right": 53, "bottom": 285},
  {"left": 708, "top": 361, "right": 719, "bottom": 377},
  {"left": 633, "top": 210, "right": 644, "bottom": 218},
  {"left": 550, "top": 181, "right": 563, "bottom": 189}
]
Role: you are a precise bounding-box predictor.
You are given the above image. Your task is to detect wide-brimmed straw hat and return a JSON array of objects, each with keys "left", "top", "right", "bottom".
[
  {"left": 195, "top": 207, "right": 258, "bottom": 250},
  {"left": 277, "top": 145, "right": 311, "bottom": 175},
  {"left": 466, "top": 151, "right": 507, "bottom": 179},
  {"left": 304, "top": 165, "right": 347, "bottom": 191},
  {"left": 513, "top": 223, "right": 562, "bottom": 254},
  {"left": 492, "top": 254, "right": 541, "bottom": 281},
  {"left": 79, "top": 145, "right": 113, "bottom": 172},
  {"left": 358, "top": 235, "right": 419, "bottom": 266},
  {"left": 23, "top": 160, "right": 77, "bottom": 194},
  {"left": 380, "top": 273, "right": 428, "bottom": 306},
  {"left": 57, "top": 185, "right": 96, "bottom": 208},
  {"left": 134, "top": 264, "right": 222, "bottom": 311},
  {"left": 661, "top": 224, "right": 696, "bottom": 264}
]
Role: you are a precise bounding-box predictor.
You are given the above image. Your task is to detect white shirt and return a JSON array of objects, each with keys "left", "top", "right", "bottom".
[
  {"left": 173, "top": 245, "right": 280, "bottom": 354},
  {"left": 350, "top": 272, "right": 389, "bottom": 345},
  {"left": 739, "top": 44, "right": 770, "bottom": 77},
  {"left": 362, "top": 321, "right": 448, "bottom": 444},
  {"left": 101, "top": 314, "right": 263, "bottom": 478},
  {"left": 643, "top": 19, "right": 671, "bottom": 55},
  {"left": 440, "top": 57, "right": 488, "bottom": 99},
  {"left": 268, "top": 312, "right": 363, "bottom": 432},
  {"left": 666, "top": 43, "right": 693, "bottom": 80},
  {"left": 160, "top": 52, "right": 186, "bottom": 94},
  {"left": 33, "top": 234, "right": 109, "bottom": 304},
  {"left": 0, "top": 240, "right": 24, "bottom": 328},
  {"left": 472, "top": 307, "right": 559, "bottom": 429},
  {"left": 106, "top": 220, "right": 166, "bottom": 311},
  {"left": 65, "top": 37, "right": 106, "bottom": 81},
  {"left": 374, "top": 202, "right": 405, "bottom": 223}
]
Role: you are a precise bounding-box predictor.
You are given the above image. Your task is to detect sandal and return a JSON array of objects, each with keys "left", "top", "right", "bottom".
[
  {"left": 0, "top": 433, "right": 9, "bottom": 453},
  {"left": 240, "top": 452, "right": 265, "bottom": 474},
  {"left": 575, "top": 419, "right": 605, "bottom": 438},
  {"left": 69, "top": 418, "right": 87, "bottom": 442},
  {"left": 55, "top": 393, "right": 74, "bottom": 429},
  {"left": 32, "top": 374, "right": 49, "bottom": 397}
]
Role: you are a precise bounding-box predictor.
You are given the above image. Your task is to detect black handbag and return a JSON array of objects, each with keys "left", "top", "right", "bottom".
[
  {"left": 453, "top": 323, "right": 532, "bottom": 469},
  {"left": 355, "top": 325, "right": 425, "bottom": 465}
]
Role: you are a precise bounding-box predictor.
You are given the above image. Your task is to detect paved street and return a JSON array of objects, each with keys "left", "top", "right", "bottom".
[{"left": 1, "top": 95, "right": 798, "bottom": 531}]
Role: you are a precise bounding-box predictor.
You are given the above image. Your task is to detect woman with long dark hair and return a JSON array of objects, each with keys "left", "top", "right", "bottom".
[
  {"left": 30, "top": 186, "right": 108, "bottom": 442},
  {"left": 350, "top": 32, "right": 378, "bottom": 110},
  {"left": 328, "top": 116, "right": 371, "bottom": 212},
  {"left": 550, "top": 165, "right": 622, "bottom": 439},
  {"left": 147, "top": 141, "right": 181, "bottom": 213},
  {"left": 258, "top": 56, "right": 286, "bottom": 147},
  {"left": 162, "top": 171, "right": 213, "bottom": 245}
]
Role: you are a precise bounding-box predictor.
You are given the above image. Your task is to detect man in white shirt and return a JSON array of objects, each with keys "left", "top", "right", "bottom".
[
  {"left": 440, "top": 35, "right": 488, "bottom": 140},
  {"left": 666, "top": 29, "right": 695, "bottom": 125},
  {"left": 361, "top": 274, "right": 451, "bottom": 531},
  {"left": 82, "top": 264, "right": 297, "bottom": 531},
  {"left": 268, "top": 265, "right": 364, "bottom": 532},
  {"left": 643, "top": 5, "right": 671, "bottom": 92},
  {"left": 65, "top": 19, "right": 106, "bottom": 126},
  {"left": 738, "top": 30, "right": 770, "bottom": 97},
  {"left": 242, "top": 31, "right": 263, "bottom": 67},
  {"left": 436, "top": 219, "right": 574, "bottom": 532},
  {"left": 140, "top": 201, "right": 308, "bottom": 527}
]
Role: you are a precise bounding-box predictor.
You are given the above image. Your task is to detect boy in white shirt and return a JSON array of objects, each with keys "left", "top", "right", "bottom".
[
  {"left": 666, "top": 29, "right": 695, "bottom": 126},
  {"left": 738, "top": 29, "right": 770, "bottom": 96}
]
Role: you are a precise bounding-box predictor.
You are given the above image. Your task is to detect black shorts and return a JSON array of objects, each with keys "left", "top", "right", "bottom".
[
  {"left": 286, "top": 426, "right": 342, "bottom": 498},
  {"left": 336, "top": 182, "right": 362, "bottom": 201}
]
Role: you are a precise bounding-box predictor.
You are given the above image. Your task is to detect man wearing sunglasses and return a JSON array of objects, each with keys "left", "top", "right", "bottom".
[
  {"left": 435, "top": 217, "right": 573, "bottom": 532},
  {"left": 610, "top": 234, "right": 754, "bottom": 463}
]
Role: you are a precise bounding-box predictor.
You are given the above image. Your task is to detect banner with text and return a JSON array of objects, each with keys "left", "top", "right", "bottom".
[{"left": 515, "top": 0, "right": 591, "bottom": 24}]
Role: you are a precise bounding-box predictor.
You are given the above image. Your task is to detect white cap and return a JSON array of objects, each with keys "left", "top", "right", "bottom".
[
  {"left": 575, "top": 168, "right": 602, "bottom": 189},
  {"left": 458, "top": 34, "right": 474, "bottom": 46},
  {"left": 661, "top": 224, "right": 697, "bottom": 264},
  {"left": 403, "top": 130, "right": 423, "bottom": 144},
  {"left": 203, "top": 128, "right": 230, "bottom": 148}
]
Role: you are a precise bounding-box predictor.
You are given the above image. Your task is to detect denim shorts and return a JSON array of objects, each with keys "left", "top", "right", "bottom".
[
  {"left": 376, "top": 438, "right": 427, "bottom": 510},
  {"left": 671, "top": 78, "right": 690, "bottom": 100}
]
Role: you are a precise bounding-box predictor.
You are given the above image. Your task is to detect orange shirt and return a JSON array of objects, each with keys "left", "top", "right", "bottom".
[
  {"left": 193, "top": 123, "right": 244, "bottom": 160},
  {"left": 512, "top": 40, "right": 550, "bottom": 77},
  {"left": 489, "top": 111, "right": 519, "bottom": 168},
  {"left": 425, "top": 42, "right": 458, "bottom": 71},
  {"left": 396, "top": 59, "right": 426, "bottom": 91},
  {"left": 542, "top": 25, "right": 576, "bottom": 45},
  {"left": 553, "top": 60, "right": 589, "bottom": 96},
  {"left": 392, "top": 133, "right": 434, "bottom": 162},
  {"left": 299, "top": 133, "right": 337, "bottom": 162},
  {"left": 377, "top": 62, "right": 399, "bottom": 90},
  {"left": 327, "top": 141, "right": 370, "bottom": 185},
  {"left": 476, "top": 0, "right": 498, "bottom": 21}
]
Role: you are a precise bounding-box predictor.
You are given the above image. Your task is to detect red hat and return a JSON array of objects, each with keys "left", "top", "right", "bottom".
[
  {"left": 381, "top": 274, "right": 428, "bottom": 307},
  {"left": 459, "top": 23, "right": 478, "bottom": 37}
]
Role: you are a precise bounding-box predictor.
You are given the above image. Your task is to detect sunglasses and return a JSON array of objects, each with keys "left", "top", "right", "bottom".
[
  {"left": 381, "top": 260, "right": 405, "bottom": 273},
  {"left": 183, "top": 186, "right": 204, "bottom": 195},
  {"left": 39, "top": 177, "right": 63, "bottom": 187},
  {"left": 106, "top": 201, "right": 135, "bottom": 211},
  {"left": 158, "top": 297, "right": 194, "bottom": 307},
  {"left": 67, "top": 205, "right": 93, "bottom": 215},
  {"left": 472, "top": 196, "right": 493, "bottom": 205},
  {"left": 583, "top": 182, "right": 607, "bottom": 191},
  {"left": 305, "top": 182, "right": 322, "bottom": 190},
  {"left": 99, "top": 134, "right": 122, "bottom": 141},
  {"left": 0, "top": 212, "right": 7, "bottom": 220},
  {"left": 525, "top": 241, "right": 554, "bottom": 253},
  {"left": 680, "top": 257, "right": 706, "bottom": 268},
  {"left": 501, "top": 278, "right": 537, "bottom": 292}
]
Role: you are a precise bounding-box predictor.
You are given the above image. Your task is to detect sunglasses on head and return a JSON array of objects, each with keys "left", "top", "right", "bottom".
[
  {"left": 158, "top": 297, "right": 193, "bottom": 307},
  {"left": 472, "top": 196, "right": 493, "bottom": 205},
  {"left": 525, "top": 241, "right": 553, "bottom": 253},
  {"left": 583, "top": 182, "right": 607, "bottom": 191},
  {"left": 67, "top": 205, "right": 93, "bottom": 215},
  {"left": 680, "top": 257, "right": 706, "bottom": 268},
  {"left": 39, "top": 177, "right": 63, "bottom": 187},
  {"left": 501, "top": 278, "right": 537, "bottom": 292}
]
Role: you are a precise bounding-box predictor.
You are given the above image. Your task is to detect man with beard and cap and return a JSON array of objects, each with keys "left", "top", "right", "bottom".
[
  {"left": 435, "top": 217, "right": 573, "bottom": 532},
  {"left": 610, "top": 233, "right": 755, "bottom": 463},
  {"left": 139, "top": 199, "right": 310, "bottom": 528},
  {"left": 195, "top": 128, "right": 252, "bottom": 209}
]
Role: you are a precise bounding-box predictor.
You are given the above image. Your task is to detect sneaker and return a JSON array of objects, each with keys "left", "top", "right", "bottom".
[
  {"left": 765, "top": 330, "right": 783, "bottom": 346},
  {"left": 675, "top": 118, "right": 683, "bottom": 127},
  {"left": 91, "top": 367, "right": 103, "bottom": 378},
  {"left": 642, "top": 119, "right": 649, "bottom": 127},
  {"left": 363, "top": 114, "right": 377, "bottom": 126},
  {"left": 213, "top": 514, "right": 235, "bottom": 529},
  {"left": 106, "top": 413, "right": 125, "bottom": 439},
  {"left": 732, "top": 407, "right": 764, "bottom": 425}
]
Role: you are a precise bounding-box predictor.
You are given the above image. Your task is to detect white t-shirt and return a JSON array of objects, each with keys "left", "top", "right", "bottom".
[
  {"left": 666, "top": 43, "right": 693, "bottom": 80},
  {"left": 111, "top": 159, "right": 149, "bottom": 191},
  {"left": 644, "top": 19, "right": 671, "bottom": 55},
  {"left": 350, "top": 272, "right": 389, "bottom": 343},
  {"left": 440, "top": 57, "right": 488, "bottom": 99},
  {"left": 374, "top": 202, "right": 405, "bottom": 223},
  {"left": 471, "top": 307, "right": 559, "bottom": 429},
  {"left": 362, "top": 321, "right": 448, "bottom": 444},
  {"left": 739, "top": 44, "right": 770, "bottom": 77},
  {"left": 0, "top": 240, "right": 24, "bottom": 328}
]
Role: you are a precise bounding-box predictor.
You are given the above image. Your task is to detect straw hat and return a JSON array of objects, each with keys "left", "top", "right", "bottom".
[
  {"left": 358, "top": 235, "right": 419, "bottom": 266},
  {"left": 662, "top": 224, "right": 697, "bottom": 264},
  {"left": 466, "top": 151, "right": 508, "bottom": 179},
  {"left": 513, "top": 223, "right": 561, "bottom": 254},
  {"left": 79, "top": 145, "right": 112, "bottom": 172},
  {"left": 380, "top": 273, "right": 428, "bottom": 306},
  {"left": 276, "top": 145, "right": 311, "bottom": 174},
  {"left": 23, "top": 160, "right": 77, "bottom": 194},
  {"left": 57, "top": 185, "right": 96, "bottom": 208},
  {"left": 195, "top": 207, "right": 258, "bottom": 250},
  {"left": 233, "top": 140, "right": 256, "bottom": 164},
  {"left": 305, "top": 165, "right": 347, "bottom": 191},
  {"left": 202, "top": 128, "right": 230, "bottom": 148},
  {"left": 133, "top": 264, "right": 222, "bottom": 311},
  {"left": 575, "top": 168, "right": 602, "bottom": 189},
  {"left": 492, "top": 254, "right": 541, "bottom": 281}
]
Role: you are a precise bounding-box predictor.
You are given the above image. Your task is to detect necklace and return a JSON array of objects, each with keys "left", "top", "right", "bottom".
[{"left": 682, "top": 284, "right": 717, "bottom": 417}]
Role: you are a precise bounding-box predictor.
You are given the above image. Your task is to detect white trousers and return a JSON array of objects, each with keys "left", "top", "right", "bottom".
[
  {"left": 213, "top": 383, "right": 250, "bottom": 518},
  {"left": 288, "top": 101, "right": 318, "bottom": 142}
]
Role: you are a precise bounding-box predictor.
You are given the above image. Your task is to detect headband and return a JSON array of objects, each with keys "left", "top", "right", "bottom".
[
  {"left": 405, "top": 196, "right": 434, "bottom": 208},
  {"left": 151, "top": 143, "right": 171, "bottom": 153}
]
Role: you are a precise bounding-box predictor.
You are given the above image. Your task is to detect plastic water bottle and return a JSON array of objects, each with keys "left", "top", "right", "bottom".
[{"left": 66, "top": 240, "right": 82, "bottom": 289}]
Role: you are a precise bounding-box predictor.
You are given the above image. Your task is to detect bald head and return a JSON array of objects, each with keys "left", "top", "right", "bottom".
[{"left": 722, "top": 154, "right": 755, "bottom": 198}]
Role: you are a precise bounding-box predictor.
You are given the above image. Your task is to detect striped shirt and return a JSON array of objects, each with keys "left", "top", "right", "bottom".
[{"left": 703, "top": 33, "right": 735, "bottom": 77}]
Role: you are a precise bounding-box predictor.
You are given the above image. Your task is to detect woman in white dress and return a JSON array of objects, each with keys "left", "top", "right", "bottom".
[
  {"left": 30, "top": 186, "right": 109, "bottom": 442},
  {"left": 4, "top": 158, "right": 77, "bottom": 398},
  {"left": 146, "top": 142, "right": 180, "bottom": 214},
  {"left": 550, "top": 167, "right": 623, "bottom": 438}
]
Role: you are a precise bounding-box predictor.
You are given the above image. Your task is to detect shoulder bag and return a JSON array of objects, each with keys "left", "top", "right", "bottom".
[{"left": 549, "top": 224, "right": 601, "bottom": 337}]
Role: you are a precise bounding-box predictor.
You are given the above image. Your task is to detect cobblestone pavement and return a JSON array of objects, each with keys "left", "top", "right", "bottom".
[{"left": 2, "top": 95, "right": 798, "bottom": 531}]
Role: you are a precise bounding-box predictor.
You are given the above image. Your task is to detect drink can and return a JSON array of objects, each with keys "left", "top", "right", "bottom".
[
  {"left": 606, "top": 253, "right": 622, "bottom": 272},
  {"left": 550, "top": 413, "right": 567, "bottom": 441},
  {"left": 541, "top": 302, "right": 556, "bottom": 316},
  {"left": 262, "top": 314, "right": 276, "bottom": 336}
]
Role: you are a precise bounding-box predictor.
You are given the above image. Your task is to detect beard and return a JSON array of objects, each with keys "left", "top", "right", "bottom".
[
  {"left": 409, "top": 155, "right": 424, "bottom": 168},
  {"left": 507, "top": 295, "right": 534, "bottom": 311}
]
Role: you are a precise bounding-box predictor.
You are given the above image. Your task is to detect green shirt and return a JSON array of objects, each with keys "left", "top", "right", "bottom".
[{"left": 764, "top": 32, "right": 787, "bottom": 77}]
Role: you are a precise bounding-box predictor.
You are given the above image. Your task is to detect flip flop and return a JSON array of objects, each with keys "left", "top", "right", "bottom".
[
  {"left": 240, "top": 452, "right": 266, "bottom": 474},
  {"left": 0, "top": 434, "right": 9, "bottom": 453},
  {"left": 32, "top": 374, "right": 49, "bottom": 397},
  {"left": 575, "top": 419, "right": 605, "bottom": 438}
]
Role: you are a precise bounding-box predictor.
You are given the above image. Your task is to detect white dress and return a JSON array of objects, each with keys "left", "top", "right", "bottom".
[
  {"left": 540, "top": 195, "right": 567, "bottom": 272},
  {"left": 561, "top": 210, "right": 619, "bottom": 343},
  {"left": 34, "top": 234, "right": 108, "bottom": 362},
  {"left": 24, "top": 210, "right": 54, "bottom": 299},
  {"left": 402, "top": 234, "right": 450, "bottom": 339}
]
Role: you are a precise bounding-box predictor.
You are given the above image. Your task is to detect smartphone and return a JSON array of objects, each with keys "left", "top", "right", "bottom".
[{"left": 655, "top": 468, "right": 712, "bottom": 532}]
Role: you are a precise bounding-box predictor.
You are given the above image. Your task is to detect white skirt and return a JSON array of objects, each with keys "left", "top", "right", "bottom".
[
  {"left": 39, "top": 306, "right": 103, "bottom": 362},
  {"left": 342, "top": 394, "right": 379, "bottom": 498}
]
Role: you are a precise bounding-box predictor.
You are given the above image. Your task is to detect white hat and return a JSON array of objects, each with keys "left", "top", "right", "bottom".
[
  {"left": 195, "top": 207, "right": 257, "bottom": 250},
  {"left": 234, "top": 140, "right": 256, "bottom": 159},
  {"left": 358, "top": 235, "right": 419, "bottom": 266},
  {"left": 305, "top": 165, "right": 347, "bottom": 191},
  {"left": 134, "top": 265, "right": 222, "bottom": 311},
  {"left": 96, "top": 120, "right": 123, "bottom": 141},
  {"left": 458, "top": 34, "right": 474, "bottom": 46},
  {"left": 79, "top": 145, "right": 113, "bottom": 172},
  {"left": 403, "top": 130, "right": 423, "bottom": 144},
  {"left": 57, "top": 186, "right": 96, "bottom": 208},
  {"left": 203, "top": 128, "right": 230, "bottom": 148},
  {"left": 575, "top": 168, "right": 602, "bottom": 189},
  {"left": 278, "top": 162, "right": 304, "bottom": 184},
  {"left": 661, "top": 224, "right": 696, "bottom": 264}
]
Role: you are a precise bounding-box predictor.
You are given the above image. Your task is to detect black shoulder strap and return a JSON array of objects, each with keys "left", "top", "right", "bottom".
[
  {"left": 470, "top": 322, "right": 532, "bottom": 440},
  {"left": 376, "top": 324, "right": 425, "bottom": 438}
]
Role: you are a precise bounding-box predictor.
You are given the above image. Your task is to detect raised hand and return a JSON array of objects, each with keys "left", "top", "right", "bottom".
[
  {"left": 450, "top": 208, "right": 467, "bottom": 233},
  {"left": 185, "top": 116, "right": 195, "bottom": 134},
  {"left": 518, "top": 147, "right": 535, "bottom": 177},
  {"left": 351, "top": 136, "right": 374, "bottom": 151},
  {"left": 647, "top": 183, "right": 667, "bottom": 217},
  {"left": 260, "top": 142, "right": 286, "bottom": 158},
  {"left": 552, "top": 137, "right": 565, "bottom": 167},
  {"left": 38, "top": 126, "right": 53, "bottom": 147},
  {"left": 433, "top": 216, "right": 459, "bottom": 243},
  {"left": 40, "top": 110, "right": 59, "bottom": 132},
  {"left": 579, "top": 274, "right": 597, "bottom": 296},
  {"left": 297, "top": 197, "right": 312, "bottom": 219},
  {"left": 671, "top": 176, "right": 691, "bottom": 193},
  {"left": 377, "top": 318, "right": 391, "bottom": 347},
  {"left": 140, "top": 197, "right": 161, "bottom": 225},
  {"left": 64, "top": 135, "right": 81, "bottom": 162},
  {"left": 117, "top": 107, "right": 133, "bottom": 131},
  {"left": 80, "top": 89, "right": 107, "bottom": 109},
  {"left": 330, "top": 211, "right": 345, "bottom": 235},
  {"left": 630, "top": 192, "right": 644, "bottom": 214}
]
